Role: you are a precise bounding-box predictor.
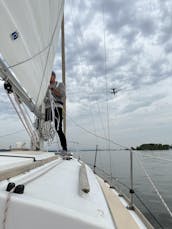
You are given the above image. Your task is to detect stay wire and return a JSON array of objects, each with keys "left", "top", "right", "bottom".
[
  {"left": 102, "top": 3, "right": 112, "bottom": 181},
  {"left": 134, "top": 192, "right": 164, "bottom": 229},
  {"left": 66, "top": 112, "right": 129, "bottom": 149},
  {"left": 69, "top": 0, "right": 111, "bottom": 153},
  {"left": 68, "top": 0, "right": 100, "bottom": 143}
]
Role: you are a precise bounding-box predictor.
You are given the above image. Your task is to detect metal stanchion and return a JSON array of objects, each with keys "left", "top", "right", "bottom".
[
  {"left": 93, "top": 145, "right": 98, "bottom": 174},
  {"left": 127, "top": 149, "right": 135, "bottom": 210}
]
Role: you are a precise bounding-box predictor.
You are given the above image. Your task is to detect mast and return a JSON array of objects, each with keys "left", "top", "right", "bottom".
[{"left": 61, "top": 14, "right": 66, "bottom": 135}]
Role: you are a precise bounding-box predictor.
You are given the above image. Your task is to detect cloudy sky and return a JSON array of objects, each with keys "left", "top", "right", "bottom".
[{"left": 0, "top": 0, "right": 172, "bottom": 150}]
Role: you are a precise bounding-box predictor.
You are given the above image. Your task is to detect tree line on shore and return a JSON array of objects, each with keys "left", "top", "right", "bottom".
[{"left": 131, "top": 143, "right": 172, "bottom": 150}]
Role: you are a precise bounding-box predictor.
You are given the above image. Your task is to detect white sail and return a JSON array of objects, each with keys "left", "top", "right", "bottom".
[{"left": 0, "top": 0, "right": 64, "bottom": 108}]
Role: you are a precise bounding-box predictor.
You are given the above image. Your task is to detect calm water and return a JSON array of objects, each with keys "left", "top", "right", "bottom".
[{"left": 74, "top": 149, "right": 172, "bottom": 229}]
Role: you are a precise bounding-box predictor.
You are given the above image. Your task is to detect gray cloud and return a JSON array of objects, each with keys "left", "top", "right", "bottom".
[
  {"left": 121, "top": 93, "right": 166, "bottom": 114},
  {"left": 1, "top": 0, "right": 172, "bottom": 148}
]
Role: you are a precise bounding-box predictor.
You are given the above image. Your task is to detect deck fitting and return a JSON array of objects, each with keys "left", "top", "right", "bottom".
[
  {"left": 129, "top": 189, "right": 135, "bottom": 194},
  {"left": 6, "top": 182, "right": 15, "bottom": 192},
  {"left": 126, "top": 205, "right": 135, "bottom": 211},
  {"left": 14, "top": 184, "right": 25, "bottom": 194}
]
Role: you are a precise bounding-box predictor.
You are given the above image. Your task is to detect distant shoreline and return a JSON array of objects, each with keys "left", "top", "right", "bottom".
[{"left": 132, "top": 143, "right": 172, "bottom": 151}]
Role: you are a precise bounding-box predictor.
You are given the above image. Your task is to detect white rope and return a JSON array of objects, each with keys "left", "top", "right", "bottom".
[
  {"left": 3, "top": 187, "right": 15, "bottom": 229},
  {"left": 14, "top": 94, "right": 38, "bottom": 149},
  {"left": 41, "top": 120, "right": 55, "bottom": 144},
  {"left": 41, "top": 90, "right": 60, "bottom": 146},
  {"left": 135, "top": 153, "right": 172, "bottom": 218},
  {"left": 7, "top": 92, "right": 40, "bottom": 149},
  {"left": 49, "top": 90, "right": 55, "bottom": 125},
  {"left": 22, "top": 103, "right": 40, "bottom": 144}
]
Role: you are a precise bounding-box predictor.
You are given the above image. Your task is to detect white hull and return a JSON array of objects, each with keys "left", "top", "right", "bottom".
[{"left": 0, "top": 151, "right": 151, "bottom": 229}]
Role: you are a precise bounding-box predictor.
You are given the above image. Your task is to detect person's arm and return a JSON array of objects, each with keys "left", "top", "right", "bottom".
[
  {"left": 49, "top": 82, "right": 65, "bottom": 98},
  {"left": 50, "top": 87, "right": 61, "bottom": 97}
]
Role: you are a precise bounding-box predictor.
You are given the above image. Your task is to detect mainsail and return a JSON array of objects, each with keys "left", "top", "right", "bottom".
[{"left": 0, "top": 0, "right": 64, "bottom": 109}]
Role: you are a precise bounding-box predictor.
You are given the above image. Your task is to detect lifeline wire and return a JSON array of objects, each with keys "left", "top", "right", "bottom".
[{"left": 135, "top": 153, "right": 172, "bottom": 218}]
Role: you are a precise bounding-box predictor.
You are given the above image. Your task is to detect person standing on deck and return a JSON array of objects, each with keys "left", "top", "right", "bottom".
[{"left": 49, "top": 71, "right": 67, "bottom": 152}]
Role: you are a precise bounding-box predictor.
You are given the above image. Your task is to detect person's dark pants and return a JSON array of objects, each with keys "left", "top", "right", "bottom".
[{"left": 54, "top": 107, "right": 67, "bottom": 151}]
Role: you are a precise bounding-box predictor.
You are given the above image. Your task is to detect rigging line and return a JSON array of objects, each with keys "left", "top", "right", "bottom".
[
  {"left": 15, "top": 95, "right": 39, "bottom": 148},
  {"left": 22, "top": 104, "right": 34, "bottom": 126},
  {"left": 95, "top": 99, "right": 109, "bottom": 152},
  {"left": 143, "top": 155, "right": 172, "bottom": 163},
  {"left": 66, "top": 113, "right": 129, "bottom": 149},
  {"left": 69, "top": 0, "right": 109, "bottom": 151},
  {"left": 86, "top": 159, "right": 163, "bottom": 228},
  {"left": 102, "top": 3, "right": 112, "bottom": 180},
  {"left": 35, "top": 2, "right": 64, "bottom": 108},
  {"left": 95, "top": 164, "right": 164, "bottom": 228},
  {"left": 134, "top": 192, "right": 164, "bottom": 229},
  {"left": 7, "top": 94, "right": 32, "bottom": 138},
  {"left": 90, "top": 162, "right": 163, "bottom": 228},
  {"left": 69, "top": 0, "right": 100, "bottom": 140},
  {"left": 69, "top": 0, "right": 111, "bottom": 148},
  {"left": 135, "top": 153, "right": 172, "bottom": 218}
]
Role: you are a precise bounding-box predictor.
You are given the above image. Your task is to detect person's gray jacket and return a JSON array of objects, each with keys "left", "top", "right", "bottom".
[{"left": 44, "top": 82, "right": 65, "bottom": 109}]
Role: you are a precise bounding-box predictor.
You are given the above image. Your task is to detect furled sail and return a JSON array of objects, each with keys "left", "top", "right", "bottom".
[{"left": 0, "top": 0, "right": 64, "bottom": 109}]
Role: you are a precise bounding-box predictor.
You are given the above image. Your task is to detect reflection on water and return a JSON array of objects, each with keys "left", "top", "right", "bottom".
[{"left": 74, "top": 149, "right": 172, "bottom": 229}]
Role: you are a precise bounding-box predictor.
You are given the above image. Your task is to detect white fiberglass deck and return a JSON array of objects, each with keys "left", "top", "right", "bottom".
[
  {"left": 0, "top": 151, "right": 54, "bottom": 172},
  {"left": 0, "top": 152, "right": 115, "bottom": 229}
]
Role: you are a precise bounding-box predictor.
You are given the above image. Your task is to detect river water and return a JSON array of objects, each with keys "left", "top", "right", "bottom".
[{"left": 73, "top": 149, "right": 172, "bottom": 229}]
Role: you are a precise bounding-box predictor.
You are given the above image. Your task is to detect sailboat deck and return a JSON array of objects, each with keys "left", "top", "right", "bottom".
[
  {"left": 0, "top": 151, "right": 148, "bottom": 229},
  {"left": 0, "top": 151, "right": 114, "bottom": 229},
  {"left": 98, "top": 177, "right": 147, "bottom": 229}
]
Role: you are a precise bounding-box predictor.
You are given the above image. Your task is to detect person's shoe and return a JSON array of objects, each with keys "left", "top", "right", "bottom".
[
  {"left": 63, "top": 151, "right": 73, "bottom": 160},
  {"left": 58, "top": 149, "right": 67, "bottom": 156}
]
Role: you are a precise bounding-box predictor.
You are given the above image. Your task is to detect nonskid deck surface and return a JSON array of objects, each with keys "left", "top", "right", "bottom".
[{"left": 0, "top": 151, "right": 115, "bottom": 229}]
